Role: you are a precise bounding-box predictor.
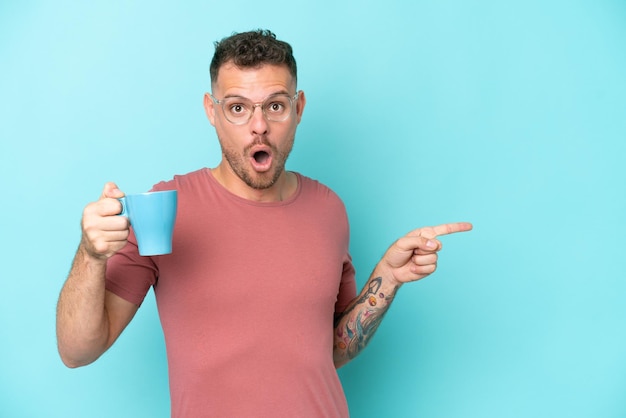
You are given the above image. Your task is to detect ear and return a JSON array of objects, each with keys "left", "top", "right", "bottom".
[
  {"left": 295, "top": 90, "right": 306, "bottom": 124},
  {"left": 203, "top": 93, "right": 216, "bottom": 126}
]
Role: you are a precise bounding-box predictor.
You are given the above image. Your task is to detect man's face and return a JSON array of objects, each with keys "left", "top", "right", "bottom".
[{"left": 204, "top": 63, "right": 305, "bottom": 190}]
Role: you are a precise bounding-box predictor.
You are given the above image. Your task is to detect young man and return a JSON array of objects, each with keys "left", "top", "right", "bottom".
[{"left": 56, "top": 29, "right": 472, "bottom": 417}]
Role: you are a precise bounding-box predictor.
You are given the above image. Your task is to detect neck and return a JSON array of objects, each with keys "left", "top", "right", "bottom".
[{"left": 211, "top": 164, "right": 297, "bottom": 202}]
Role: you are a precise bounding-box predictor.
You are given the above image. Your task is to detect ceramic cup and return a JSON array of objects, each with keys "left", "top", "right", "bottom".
[{"left": 118, "top": 190, "right": 177, "bottom": 256}]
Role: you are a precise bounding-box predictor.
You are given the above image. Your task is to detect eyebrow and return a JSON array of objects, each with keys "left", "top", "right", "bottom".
[{"left": 221, "top": 90, "right": 291, "bottom": 100}]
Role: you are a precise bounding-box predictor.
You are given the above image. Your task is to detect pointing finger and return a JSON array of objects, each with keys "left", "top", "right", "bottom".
[
  {"left": 431, "top": 222, "right": 473, "bottom": 237},
  {"left": 412, "top": 222, "right": 473, "bottom": 239}
]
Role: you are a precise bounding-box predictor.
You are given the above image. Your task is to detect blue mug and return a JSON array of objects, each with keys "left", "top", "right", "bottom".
[{"left": 118, "top": 190, "right": 178, "bottom": 256}]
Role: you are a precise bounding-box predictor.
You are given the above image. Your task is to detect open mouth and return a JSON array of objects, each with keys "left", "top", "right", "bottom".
[
  {"left": 253, "top": 150, "right": 270, "bottom": 165},
  {"left": 250, "top": 149, "right": 273, "bottom": 172}
]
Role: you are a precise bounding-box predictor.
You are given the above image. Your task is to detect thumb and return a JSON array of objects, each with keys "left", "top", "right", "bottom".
[{"left": 101, "top": 182, "right": 125, "bottom": 199}]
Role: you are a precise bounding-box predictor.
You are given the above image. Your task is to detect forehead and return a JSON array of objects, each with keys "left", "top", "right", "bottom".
[{"left": 212, "top": 63, "right": 295, "bottom": 98}]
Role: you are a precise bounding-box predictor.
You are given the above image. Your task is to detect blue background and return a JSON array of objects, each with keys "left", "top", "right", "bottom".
[{"left": 1, "top": 1, "right": 625, "bottom": 417}]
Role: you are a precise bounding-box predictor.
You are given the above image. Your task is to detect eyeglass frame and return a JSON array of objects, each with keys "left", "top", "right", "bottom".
[{"left": 209, "top": 91, "right": 300, "bottom": 125}]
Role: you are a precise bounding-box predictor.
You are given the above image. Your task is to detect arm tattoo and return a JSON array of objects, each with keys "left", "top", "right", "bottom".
[{"left": 334, "top": 277, "right": 399, "bottom": 361}]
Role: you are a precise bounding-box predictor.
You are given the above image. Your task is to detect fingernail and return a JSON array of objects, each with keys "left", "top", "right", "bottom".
[{"left": 427, "top": 240, "right": 436, "bottom": 249}]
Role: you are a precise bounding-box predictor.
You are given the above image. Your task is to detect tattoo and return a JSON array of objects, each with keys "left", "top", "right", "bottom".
[{"left": 334, "top": 277, "right": 398, "bottom": 361}]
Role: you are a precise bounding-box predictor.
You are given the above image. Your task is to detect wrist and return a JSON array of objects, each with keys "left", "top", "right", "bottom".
[
  {"left": 373, "top": 263, "right": 404, "bottom": 290},
  {"left": 77, "top": 242, "right": 109, "bottom": 265}
]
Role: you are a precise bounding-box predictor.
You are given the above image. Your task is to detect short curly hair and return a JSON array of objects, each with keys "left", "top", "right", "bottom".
[{"left": 210, "top": 29, "right": 297, "bottom": 86}]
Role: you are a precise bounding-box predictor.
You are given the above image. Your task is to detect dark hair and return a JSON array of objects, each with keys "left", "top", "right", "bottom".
[{"left": 210, "top": 29, "right": 297, "bottom": 86}]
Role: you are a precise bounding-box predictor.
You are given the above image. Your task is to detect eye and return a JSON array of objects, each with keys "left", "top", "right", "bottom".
[
  {"left": 228, "top": 103, "right": 247, "bottom": 114},
  {"left": 265, "top": 99, "right": 288, "bottom": 114}
]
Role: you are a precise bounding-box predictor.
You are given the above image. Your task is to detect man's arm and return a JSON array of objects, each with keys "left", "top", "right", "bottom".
[
  {"left": 56, "top": 182, "right": 138, "bottom": 368},
  {"left": 333, "top": 222, "right": 473, "bottom": 368}
]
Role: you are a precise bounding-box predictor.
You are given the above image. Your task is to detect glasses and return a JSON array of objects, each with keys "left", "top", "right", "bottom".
[{"left": 209, "top": 92, "right": 299, "bottom": 125}]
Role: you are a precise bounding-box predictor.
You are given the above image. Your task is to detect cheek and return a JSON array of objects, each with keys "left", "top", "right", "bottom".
[
  {"left": 216, "top": 126, "right": 252, "bottom": 158},
  {"left": 215, "top": 127, "right": 235, "bottom": 152},
  {"left": 280, "top": 123, "right": 298, "bottom": 144},
  {"left": 215, "top": 123, "right": 238, "bottom": 144}
]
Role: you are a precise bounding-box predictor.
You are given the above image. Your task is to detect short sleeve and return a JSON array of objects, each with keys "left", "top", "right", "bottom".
[
  {"left": 105, "top": 229, "right": 158, "bottom": 306},
  {"left": 334, "top": 254, "right": 356, "bottom": 314}
]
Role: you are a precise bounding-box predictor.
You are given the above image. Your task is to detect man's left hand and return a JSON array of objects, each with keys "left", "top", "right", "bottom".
[{"left": 381, "top": 222, "right": 473, "bottom": 286}]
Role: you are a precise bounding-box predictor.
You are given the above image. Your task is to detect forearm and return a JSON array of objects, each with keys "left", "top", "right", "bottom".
[
  {"left": 333, "top": 265, "right": 401, "bottom": 368},
  {"left": 56, "top": 244, "right": 111, "bottom": 368}
]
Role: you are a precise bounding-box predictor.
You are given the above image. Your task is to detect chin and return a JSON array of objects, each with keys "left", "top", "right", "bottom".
[{"left": 244, "top": 170, "right": 281, "bottom": 190}]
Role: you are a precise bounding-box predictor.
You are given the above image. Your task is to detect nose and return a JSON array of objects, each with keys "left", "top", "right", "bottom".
[{"left": 249, "top": 104, "right": 268, "bottom": 135}]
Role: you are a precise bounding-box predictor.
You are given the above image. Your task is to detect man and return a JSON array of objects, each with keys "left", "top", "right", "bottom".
[{"left": 56, "top": 29, "right": 472, "bottom": 417}]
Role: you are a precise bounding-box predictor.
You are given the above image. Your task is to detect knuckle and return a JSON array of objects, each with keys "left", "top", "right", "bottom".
[
  {"left": 81, "top": 221, "right": 99, "bottom": 237},
  {"left": 93, "top": 241, "right": 109, "bottom": 255}
]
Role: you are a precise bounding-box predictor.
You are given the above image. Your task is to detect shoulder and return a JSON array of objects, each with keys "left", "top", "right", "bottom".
[
  {"left": 297, "top": 173, "right": 338, "bottom": 196},
  {"left": 294, "top": 173, "right": 351, "bottom": 238},
  {"left": 295, "top": 172, "right": 346, "bottom": 211},
  {"left": 150, "top": 168, "right": 210, "bottom": 192}
]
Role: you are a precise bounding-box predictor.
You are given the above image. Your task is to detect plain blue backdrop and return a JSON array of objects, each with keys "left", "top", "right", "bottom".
[{"left": 1, "top": 1, "right": 625, "bottom": 417}]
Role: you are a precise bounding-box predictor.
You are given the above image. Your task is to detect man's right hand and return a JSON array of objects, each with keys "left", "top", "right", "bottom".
[{"left": 80, "top": 182, "right": 129, "bottom": 259}]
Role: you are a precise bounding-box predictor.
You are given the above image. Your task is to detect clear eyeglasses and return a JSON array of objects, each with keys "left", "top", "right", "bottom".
[{"left": 209, "top": 92, "right": 300, "bottom": 125}]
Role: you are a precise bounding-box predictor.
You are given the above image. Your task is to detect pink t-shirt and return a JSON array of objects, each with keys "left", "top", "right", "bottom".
[{"left": 106, "top": 168, "right": 356, "bottom": 417}]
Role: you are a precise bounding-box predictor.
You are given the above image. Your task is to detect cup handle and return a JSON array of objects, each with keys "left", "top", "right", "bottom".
[{"left": 118, "top": 197, "right": 128, "bottom": 217}]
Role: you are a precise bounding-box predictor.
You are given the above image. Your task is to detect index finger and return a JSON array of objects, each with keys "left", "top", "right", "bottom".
[{"left": 431, "top": 222, "right": 473, "bottom": 237}]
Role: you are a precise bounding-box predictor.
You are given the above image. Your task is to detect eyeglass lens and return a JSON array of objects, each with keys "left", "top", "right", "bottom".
[{"left": 221, "top": 94, "right": 293, "bottom": 124}]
